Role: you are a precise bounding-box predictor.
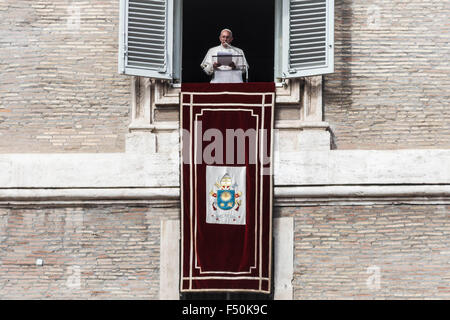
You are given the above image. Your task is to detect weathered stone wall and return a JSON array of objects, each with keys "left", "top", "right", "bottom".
[
  {"left": 326, "top": 0, "right": 450, "bottom": 149},
  {"left": 276, "top": 204, "right": 450, "bottom": 299},
  {"left": 0, "top": 205, "right": 178, "bottom": 299},
  {"left": 0, "top": 1, "right": 130, "bottom": 153}
]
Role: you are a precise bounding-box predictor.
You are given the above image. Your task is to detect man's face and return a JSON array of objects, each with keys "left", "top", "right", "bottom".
[{"left": 219, "top": 31, "right": 233, "bottom": 47}]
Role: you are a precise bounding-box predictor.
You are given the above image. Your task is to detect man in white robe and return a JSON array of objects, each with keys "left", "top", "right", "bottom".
[{"left": 200, "top": 29, "right": 249, "bottom": 83}]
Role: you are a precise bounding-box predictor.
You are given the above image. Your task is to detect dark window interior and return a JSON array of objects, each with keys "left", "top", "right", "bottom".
[{"left": 182, "top": 0, "right": 275, "bottom": 83}]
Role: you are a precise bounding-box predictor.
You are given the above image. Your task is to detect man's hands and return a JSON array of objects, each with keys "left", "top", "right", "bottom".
[{"left": 213, "top": 61, "right": 236, "bottom": 70}]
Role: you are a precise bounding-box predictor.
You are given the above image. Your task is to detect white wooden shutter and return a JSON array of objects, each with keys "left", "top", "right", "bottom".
[
  {"left": 279, "top": 0, "right": 334, "bottom": 78},
  {"left": 119, "top": 0, "right": 181, "bottom": 80}
]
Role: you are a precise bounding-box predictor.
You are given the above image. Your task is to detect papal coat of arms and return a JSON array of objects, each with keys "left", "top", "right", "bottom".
[{"left": 206, "top": 167, "right": 246, "bottom": 225}]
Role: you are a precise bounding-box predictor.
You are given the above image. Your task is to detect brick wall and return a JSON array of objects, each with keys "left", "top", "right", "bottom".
[
  {"left": 325, "top": 0, "right": 450, "bottom": 149},
  {"left": 1, "top": 203, "right": 448, "bottom": 299},
  {"left": 0, "top": 1, "right": 130, "bottom": 153},
  {"left": 277, "top": 204, "right": 450, "bottom": 299},
  {"left": 0, "top": 205, "right": 178, "bottom": 299}
]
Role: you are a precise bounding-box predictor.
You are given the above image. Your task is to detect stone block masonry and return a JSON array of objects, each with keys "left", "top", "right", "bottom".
[{"left": 0, "top": 1, "right": 130, "bottom": 153}]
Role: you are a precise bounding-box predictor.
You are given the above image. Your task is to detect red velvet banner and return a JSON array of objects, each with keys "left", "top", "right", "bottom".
[{"left": 180, "top": 82, "right": 275, "bottom": 293}]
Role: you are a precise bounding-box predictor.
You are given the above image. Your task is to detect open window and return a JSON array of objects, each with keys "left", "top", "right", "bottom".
[{"left": 118, "top": 0, "right": 334, "bottom": 83}]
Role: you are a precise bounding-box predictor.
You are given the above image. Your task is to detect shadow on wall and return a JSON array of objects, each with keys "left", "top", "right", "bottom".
[{"left": 323, "top": 0, "right": 353, "bottom": 149}]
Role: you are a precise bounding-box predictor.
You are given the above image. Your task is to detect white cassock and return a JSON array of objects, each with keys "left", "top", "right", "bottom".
[{"left": 200, "top": 44, "right": 249, "bottom": 83}]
